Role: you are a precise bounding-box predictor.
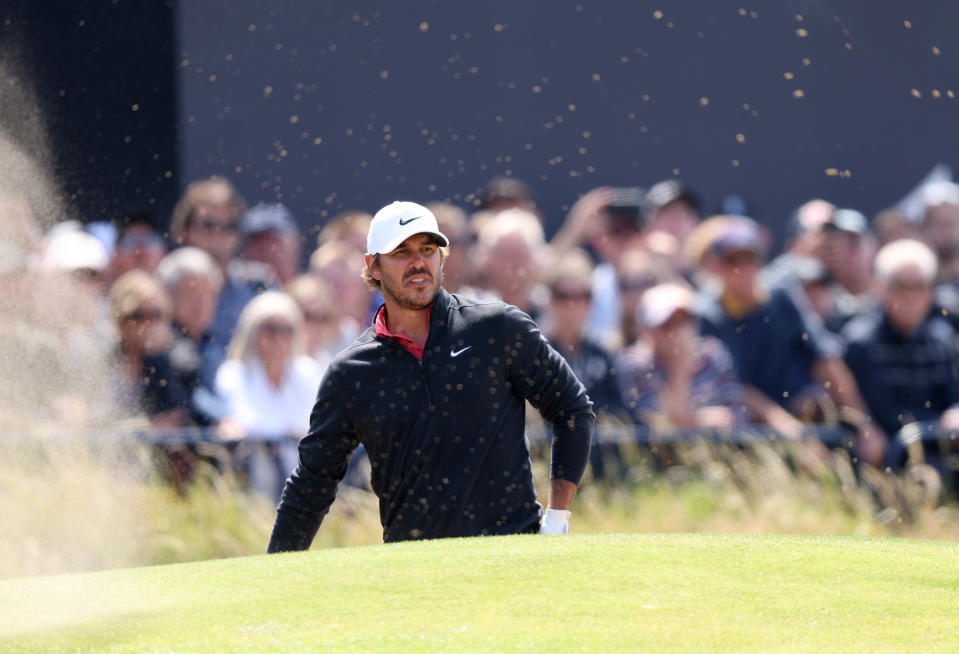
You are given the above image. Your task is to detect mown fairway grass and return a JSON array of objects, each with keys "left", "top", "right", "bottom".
[{"left": 2, "top": 533, "right": 957, "bottom": 653}]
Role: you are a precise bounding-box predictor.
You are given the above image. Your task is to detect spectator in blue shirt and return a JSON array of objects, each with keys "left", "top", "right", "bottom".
[{"left": 694, "top": 216, "right": 884, "bottom": 464}]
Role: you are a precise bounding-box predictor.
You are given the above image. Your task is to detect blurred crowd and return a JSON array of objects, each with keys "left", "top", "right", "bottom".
[{"left": 19, "top": 171, "right": 959, "bottom": 497}]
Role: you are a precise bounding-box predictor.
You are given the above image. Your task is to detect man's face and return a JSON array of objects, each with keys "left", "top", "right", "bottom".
[
  {"left": 367, "top": 234, "right": 443, "bottom": 310},
  {"left": 112, "top": 225, "right": 167, "bottom": 277},
  {"left": 883, "top": 264, "right": 934, "bottom": 335},
  {"left": 170, "top": 274, "right": 219, "bottom": 337},
  {"left": 549, "top": 276, "right": 593, "bottom": 333},
  {"left": 184, "top": 204, "right": 241, "bottom": 266},
  {"left": 716, "top": 248, "right": 762, "bottom": 298},
  {"left": 244, "top": 231, "right": 302, "bottom": 284},
  {"left": 647, "top": 200, "right": 699, "bottom": 243}
]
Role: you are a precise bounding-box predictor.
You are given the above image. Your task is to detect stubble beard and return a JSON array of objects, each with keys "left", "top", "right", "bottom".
[{"left": 384, "top": 267, "right": 443, "bottom": 311}]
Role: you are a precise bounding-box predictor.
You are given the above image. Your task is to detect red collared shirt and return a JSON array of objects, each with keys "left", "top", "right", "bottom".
[{"left": 374, "top": 304, "right": 433, "bottom": 361}]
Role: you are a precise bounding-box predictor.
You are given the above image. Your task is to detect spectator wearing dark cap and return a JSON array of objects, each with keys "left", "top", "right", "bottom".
[
  {"left": 107, "top": 211, "right": 167, "bottom": 284},
  {"left": 815, "top": 208, "right": 880, "bottom": 332},
  {"left": 242, "top": 202, "right": 303, "bottom": 286},
  {"left": 477, "top": 175, "right": 539, "bottom": 216},
  {"left": 763, "top": 199, "right": 836, "bottom": 293},
  {"left": 695, "top": 216, "right": 883, "bottom": 464}
]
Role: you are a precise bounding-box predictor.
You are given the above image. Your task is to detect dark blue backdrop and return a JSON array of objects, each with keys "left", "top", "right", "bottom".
[{"left": 8, "top": 1, "right": 959, "bottom": 250}]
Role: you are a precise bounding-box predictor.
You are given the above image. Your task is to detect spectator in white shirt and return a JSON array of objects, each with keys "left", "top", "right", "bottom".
[{"left": 215, "top": 291, "right": 322, "bottom": 500}]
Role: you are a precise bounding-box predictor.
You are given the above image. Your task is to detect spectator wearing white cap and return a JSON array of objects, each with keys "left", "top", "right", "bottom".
[
  {"left": 269, "top": 200, "right": 594, "bottom": 550},
  {"left": 41, "top": 224, "right": 110, "bottom": 297},
  {"left": 615, "top": 281, "right": 745, "bottom": 432}
]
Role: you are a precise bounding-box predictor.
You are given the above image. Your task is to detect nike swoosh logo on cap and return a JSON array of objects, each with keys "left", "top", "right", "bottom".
[
  {"left": 398, "top": 216, "right": 422, "bottom": 226},
  {"left": 450, "top": 346, "right": 472, "bottom": 357}
]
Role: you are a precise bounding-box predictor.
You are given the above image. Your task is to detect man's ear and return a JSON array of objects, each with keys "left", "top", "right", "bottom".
[{"left": 365, "top": 254, "right": 381, "bottom": 281}]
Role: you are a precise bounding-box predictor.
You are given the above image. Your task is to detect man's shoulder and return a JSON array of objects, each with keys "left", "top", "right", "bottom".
[
  {"left": 445, "top": 292, "right": 519, "bottom": 326},
  {"left": 328, "top": 326, "right": 379, "bottom": 364}
]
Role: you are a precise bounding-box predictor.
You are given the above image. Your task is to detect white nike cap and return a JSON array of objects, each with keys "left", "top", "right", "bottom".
[{"left": 367, "top": 201, "right": 450, "bottom": 255}]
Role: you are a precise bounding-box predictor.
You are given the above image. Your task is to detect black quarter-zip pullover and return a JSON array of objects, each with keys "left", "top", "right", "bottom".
[{"left": 268, "top": 288, "right": 594, "bottom": 548}]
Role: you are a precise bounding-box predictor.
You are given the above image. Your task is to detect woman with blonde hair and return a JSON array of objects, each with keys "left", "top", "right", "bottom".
[
  {"left": 108, "top": 270, "right": 189, "bottom": 428},
  {"left": 215, "top": 290, "right": 322, "bottom": 499}
]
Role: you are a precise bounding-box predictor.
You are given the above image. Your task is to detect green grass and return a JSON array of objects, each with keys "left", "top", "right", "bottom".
[{"left": 2, "top": 533, "right": 958, "bottom": 653}]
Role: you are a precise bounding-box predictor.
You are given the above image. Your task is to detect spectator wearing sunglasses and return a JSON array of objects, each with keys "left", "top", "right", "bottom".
[
  {"left": 542, "top": 249, "right": 628, "bottom": 479},
  {"left": 695, "top": 216, "right": 883, "bottom": 465},
  {"left": 107, "top": 270, "right": 189, "bottom": 428},
  {"left": 169, "top": 176, "right": 276, "bottom": 359},
  {"left": 215, "top": 291, "right": 323, "bottom": 500},
  {"left": 108, "top": 211, "right": 167, "bottom": 283}
]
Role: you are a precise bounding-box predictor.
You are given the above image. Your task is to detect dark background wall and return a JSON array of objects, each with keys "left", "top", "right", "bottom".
[
  {"left": 5, "top": 1, "right": 958, "bottom": 250},
  {"left": 1, "top": 0, "right": 178, "bottom": 227}
]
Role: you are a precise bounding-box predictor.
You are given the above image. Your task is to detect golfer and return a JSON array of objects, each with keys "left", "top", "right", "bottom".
[{"left": 268, "top": 201, "right": 594, "bottom": 549}]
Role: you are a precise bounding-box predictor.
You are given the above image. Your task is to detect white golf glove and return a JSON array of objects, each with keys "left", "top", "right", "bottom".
[{"left": 539, "top": 508, "right": 571, "bottom": 535}]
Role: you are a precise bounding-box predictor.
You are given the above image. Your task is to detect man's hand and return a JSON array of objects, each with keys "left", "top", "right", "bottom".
[{"left": 539, "top": 509, "right": 571, "bottom": 535}]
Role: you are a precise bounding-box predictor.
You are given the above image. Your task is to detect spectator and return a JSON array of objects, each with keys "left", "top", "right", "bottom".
[
  {"left": 41, "top": 223, "right": 110, "bottom": 299},
  {"left": 550, "top": 186, "right": 646, "bottom": 345},
  {"left": 426, "top": 201, "right": 474, "bottom": 293},
  {"left": 315, "top": 209, "right": 372, "bottom": 254},
  {"left": 917, "top": 180, "right": 959, "bottom": 283},
  {"left": 816, "top": 208, "right": 878, "bottom": 329},
  {"left": 107, "top": 270, "right": 189, "bottom": 428},
  {"left": 873, "top": 207, "right": 917, "bottom": 246},
  {"left": 642, "top": 179, "right": 702, "bottom": 274},
  {"left": 843, "top": 239, "right": 959, "bottom": 461},
  {"left": 38, "top": 222, "right": 114, "bottom": 360},
  {"left": 477, "top": 175, "right": 539, "bottom": 216},
  {"left": 472, "top": 207, "right": 549, "bottom": 319},
  {"left": 107, "top": 211, "right": 167, "bottom": 283},
  {"left": 694, "top": 216, "right": 883, "bottom": 463},
  {"left": 617, "top": 282, "right": 745, "bottom": 431},
  {"left": 613, "top": 245, "right": 672, "bottom": 352},
  {"left": 763, "top": 198, "right": 835, "bottom": 292},
  {"left": 309, "top": 239, "right": 375, "bottom": 328},
  {"left": 215, "top": 291, "right": 323, "bottom": 500},
  {"left": 155, "top": 247, "right": 227, "bottom": 426},
  {"left": 542, "top": 248, "right": 627, "bottom": 420},
  {"left": 169, "top": 176, "right": 275, "bottom": 354},
  {"left": 541, "top": 249, "right": 628, "bottom": 478},
  {"left": 241, "top": 202, "right": 303, "bottom": 286},
  {"left": 916, "top": 181, "right": 959, "bottom": 329},
  {"left": 285, "top": 273, "right": 355, "bottom": 368}
]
